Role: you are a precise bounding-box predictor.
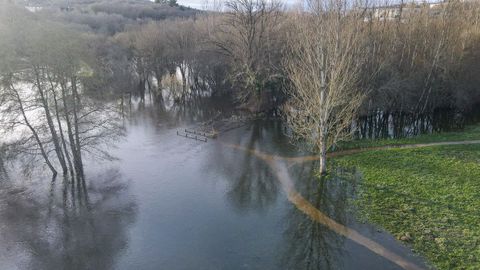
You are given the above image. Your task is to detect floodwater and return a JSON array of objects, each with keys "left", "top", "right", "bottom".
[{"left": 0, "top": 100, "right": 428, "bottom": 270}]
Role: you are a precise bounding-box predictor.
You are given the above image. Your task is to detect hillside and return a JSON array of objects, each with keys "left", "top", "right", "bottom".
[{"left": 17, "top": 0, "right": 201, "bottom": 35}]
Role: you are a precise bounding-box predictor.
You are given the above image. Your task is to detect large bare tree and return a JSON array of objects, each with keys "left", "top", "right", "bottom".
[
  {"left": 214, "top": 0, "right": 284, "bottom": 110},
  {"left": 283, "top": 0, "right": 368, "bottom": 174},
  {"left": 0, "top": 8, "right": 122, "bottom": 179}
]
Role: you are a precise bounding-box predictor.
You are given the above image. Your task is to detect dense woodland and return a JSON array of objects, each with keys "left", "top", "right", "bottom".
[{"left": 1, "top": 0, "right": 480, "bottom": 175}]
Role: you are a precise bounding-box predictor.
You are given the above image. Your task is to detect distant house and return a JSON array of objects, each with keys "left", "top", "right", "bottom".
[
  {"left": 25, "top": 6, "right": 43, "bottom": 12},
  {"left": 361, "top": 3, "right": 407, "bottom": 22},
  {"left": 371, "top": 4, "right": 403, "bottom": 21},
  {"left": 363, "top": 2, "right": 448, "bottom": 22}
]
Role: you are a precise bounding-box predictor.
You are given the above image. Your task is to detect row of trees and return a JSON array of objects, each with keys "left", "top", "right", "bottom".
[
  {"left": 356, "top": 1, "right": 480, "bottom": 138},
  {"left": 114, "top": 0, "right": 480, "bottom": 112},
  {"left": 109, "top": 0, "right": 287, "bottom": 111},
  {"left": 284, "top": 0, "right": 480, "bottom": 173}
]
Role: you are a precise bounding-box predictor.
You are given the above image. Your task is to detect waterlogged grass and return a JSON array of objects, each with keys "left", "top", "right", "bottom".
[
  {"left": 336, "top": 123, "right": 480, "bottom": 150},
  {"left": 337, "top": 144, "right": 480, "bottom": 269}
]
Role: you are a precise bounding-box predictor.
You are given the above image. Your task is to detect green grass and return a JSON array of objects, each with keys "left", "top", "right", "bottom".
[
  {"left": 337, "top": 141, "right": 480, "bottom": 269},
  {"left": 336, "top": 123, "right": 480, "bottom": 151}
]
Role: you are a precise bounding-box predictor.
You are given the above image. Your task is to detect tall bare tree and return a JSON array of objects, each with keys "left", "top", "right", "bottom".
[
  {"left": 165, "top": 19, "right": 197, "bottom": 101},
  {"left": 283, "top": 0, "right": 368, "bottom": 174},
  {"left": 214, "top": 0, "right": 284, "bottom": 110}
]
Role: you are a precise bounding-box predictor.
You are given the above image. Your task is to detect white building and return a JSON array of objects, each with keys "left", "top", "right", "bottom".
[{"left": 25, "top": 6, "right": 43, "bottom": 12}]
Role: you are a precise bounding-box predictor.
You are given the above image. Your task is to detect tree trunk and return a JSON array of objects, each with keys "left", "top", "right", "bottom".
[
  {"left": 71, "top": 77, "right": 85, "bottom": 179},
  {"left": 319, "top": 137, "right": 327, "bottom": 175},
  {"left": 51, "top": 84, "right": 75, "bottom": 179},
  {"left": 155, "top": 71, "right": 164, "bottom": 103},
  {"left": 35, "top": 67, "right": 68, "bottom": 174},
  {"left": 12, "top": 85, "right": 57, "bottom": 176},
  {"left": 138, "top": 79, "right": 146, "bottom": 103},
  {"left": 120, "top": 95, "right": 124, "bottom": 117},
  {"left": 147, "top": 76, "right": 153, "bottom": 102},
  {"left": 318, "top": 66, "right": 328, "bottom": 175},
  {"left": 61, "top": 80, "right": 83, "bottom": 179},
  {"left": 0, "top": 152, "right": 6, "bottom": 180},
  {"left": 179, "top": 65, "right": 187, "bottom": 100}
]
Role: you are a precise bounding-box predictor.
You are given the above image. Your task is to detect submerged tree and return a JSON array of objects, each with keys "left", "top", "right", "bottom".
[
  {"left": 214, "top": 0, "right": 285, "bottom": 111},
  {"left": 283, "top": 0, "right": 368, "bottom": 174},
  {"left": 0, "top": 6, "right": 123, "bottom": 179}
]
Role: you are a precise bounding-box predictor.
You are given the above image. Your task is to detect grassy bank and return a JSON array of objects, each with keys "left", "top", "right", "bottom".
[
  {"left": 337, "top": 124, "right": 480, "bottom": 150},
  {"left": 336, "top": 124, "right": 480, "bottom": 269}
]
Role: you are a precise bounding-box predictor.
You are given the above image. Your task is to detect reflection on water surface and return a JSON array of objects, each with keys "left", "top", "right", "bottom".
[{"left": 0, "top": 101, "right": 427, "bottom": 270}]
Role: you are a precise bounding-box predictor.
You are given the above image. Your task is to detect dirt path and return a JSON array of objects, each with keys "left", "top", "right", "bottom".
[
  {"left": 284, "top": 140, "right": 480, "bottom": 164},
  {"left": 222, "top": 140, "right": 480, "bottom": 270}
]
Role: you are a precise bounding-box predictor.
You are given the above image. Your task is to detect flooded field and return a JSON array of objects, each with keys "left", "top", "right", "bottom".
[{"left": 0, "top": 103, "right": 427, "bottom": 270}]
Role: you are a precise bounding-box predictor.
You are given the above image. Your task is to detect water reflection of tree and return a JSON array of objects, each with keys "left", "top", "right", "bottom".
[
  {"left": 226, "top": 151, "right": 278, "bottom": 212},
  {"left": 0, "top": 169, "right": 137, "bottom": 270},
  {"left": 281, "top": 162, "right": 358, "bottom": 270},
  {"left": 0, "top": 146, "right": 6, "bottom": 181},
  {"left": 214, "top": 121, "right": 294, "bottom": 212},
  {"left": 166, "top": 98, "right": 220, "bottom": 125},
  {"left": 126, "top": 95, "right": 233, "bottom": 132}
]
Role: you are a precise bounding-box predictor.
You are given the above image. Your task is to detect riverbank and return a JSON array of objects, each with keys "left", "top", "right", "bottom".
[
  {"left": 336, "top": 123, "right": 480, "bottom": 269},
  {"left": 337, "top": 124, "right": 480, "bottom": 150}
]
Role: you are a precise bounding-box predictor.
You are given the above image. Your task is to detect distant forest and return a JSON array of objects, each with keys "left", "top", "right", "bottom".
[{"left": 16, "top": 0, "right": 200, "bottom": 35}]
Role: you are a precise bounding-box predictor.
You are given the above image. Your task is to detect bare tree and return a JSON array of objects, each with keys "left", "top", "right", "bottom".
[
  {"left": 165, "top": 19, "right": 197, "bottom": 101},
  {"left": 134, "top": 22, "right": 172, "bottom": 100},
  {"left": 214, "top": 0, "right": 284, "bottom": 111},
  {"left": 0, "top": 10, "right": 123, "bottom": 179},
  {"left": 283, "top": 0, "right": 368, "bottom": 174},
  {"left": 1, "top": 81, "right": 59, "bottom": 176}
]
